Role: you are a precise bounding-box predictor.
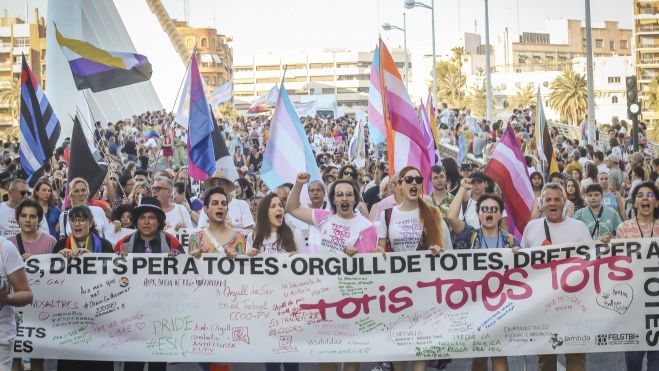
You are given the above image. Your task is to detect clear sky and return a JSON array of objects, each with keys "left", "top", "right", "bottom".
[{"left": 6, "top": 0, "right": 634, "bottom": 98}]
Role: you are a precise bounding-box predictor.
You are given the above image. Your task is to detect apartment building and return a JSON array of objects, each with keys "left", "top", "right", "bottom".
[
  {"left": 233, "top": 48, "right": 409, "bottom": 114},
  {"left": 634, "top": 0, "right": 659, "bottom": 123}
]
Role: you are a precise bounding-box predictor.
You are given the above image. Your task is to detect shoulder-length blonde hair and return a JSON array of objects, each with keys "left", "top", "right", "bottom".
[{"left": 395, "top": 166, "right": 446, "bottom": 249}]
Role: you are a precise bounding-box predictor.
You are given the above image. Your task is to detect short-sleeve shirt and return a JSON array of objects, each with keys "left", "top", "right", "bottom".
[
  {"left": 0, "top": 237, "right": 26, "bottom": 343},
  {"left": 307, "top": 209, "right": 376, "bottom": 254},
  {"left": 164, "top": 204, "right": 193, "bottom": 233},
  {"left": 521, "top": 217, "right": 592, "bottom": 248},
  {"left": 452, "top": 225, "right": 520, "bottom": 250},
  {"left": 376, "top": 207, "right": 453, "bottom": 252},
  {"left": 616, "top": 219, "right": 659, "bottom": 238},
  {"left": 246, "top": 229, "right": 305, "bottom": 254},
  {"left": 8, "top": 233, "right": 57, "bottom": 255},
  {"left": 573, "top": 206, "right": 622, "bottom": 238}
]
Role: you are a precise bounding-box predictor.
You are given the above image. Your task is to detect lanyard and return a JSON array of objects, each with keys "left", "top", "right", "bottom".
[
  {"left": 636, "top": 219, "right": 656, "bottom": 238},
  {"left": 543, "top": 219, "right": 552, "bottom": 244},
  {"left": 145, "top": 240, "right": 152, "bottom": 254},
  {"left": 587, "top": 207, "right": 604, "bottom": 238},
  {"left": 479, "top": 230, "right": 500, "bottom": 249}
]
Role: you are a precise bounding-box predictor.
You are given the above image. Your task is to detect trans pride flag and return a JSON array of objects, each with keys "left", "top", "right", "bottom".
[
  {"left": 55, "top": 28, "right": 151, "bottom": 92},
  {"left": 260, "top": 83, "right": 321, "bottom": 190},
  {"left": 367, "top": 46, "right": 386, "bottom": 145},
  {"left": 377, "top": 39, "right": 431, "bottom": 179}
]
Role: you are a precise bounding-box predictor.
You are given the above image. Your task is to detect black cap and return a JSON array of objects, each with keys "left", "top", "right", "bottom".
[
  {"left": 132, "top": 197, "right": 165, "bottom": 221},
  {"left": 470, "top": 172, "right": 489, "bottom": 182}
]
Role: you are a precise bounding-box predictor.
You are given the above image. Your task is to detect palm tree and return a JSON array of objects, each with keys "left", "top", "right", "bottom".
[
  {"left": 509, "top": 84, "right": 535, "bottom": 110},
  {"left": 0, "top": 78, "right": 20, "bottom": 123},
  {"left": 645, "top": 76, "right": 659, "bottom": 114},
  {"left": 548, "top": 68, "right": 588, "bottom": 125},
  {"left": 451, "top": 47, "right": 466, "bottom": 71},
  {"left": 217, "top": 103, "right": 238, "bottom": 122},
  {"left": 467, "top": 69, "right": 493, "bottom": 117},
  {"left": 439, "top": 69, "right": 467, "bottom": 110}
]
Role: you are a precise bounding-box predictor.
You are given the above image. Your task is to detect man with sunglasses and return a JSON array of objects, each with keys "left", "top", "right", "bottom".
[{"left": 0, "top": 179, "right": 47, "bottom": 238}]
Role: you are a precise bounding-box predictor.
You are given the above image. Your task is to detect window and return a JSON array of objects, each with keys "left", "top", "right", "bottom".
[
  {"left": 611, "top": 96, "right": 618, "bottom": 104},
  {"left": 518, "top": 55, "right": 527, "bottom": 64},
  {"left": 256, "top": 65, "right": 279, "bottom": 71},
  {"left": 310, "top": 75, "right": 334, "bottom": 82},
  {"left": 235, "top": 66, "right": 252, "bottom": 73},
  {"left": 13, "top": 37, "right": 28, "bottom": 47},
  {"left": 201, "top": 38, "right": 207, "bottom": 48},
  {"left": 595, "top": 39, "right": 603, "bottom": 48},
  {"left": 256, "top": 77, "right": 280, "bottom": 84},
  {"left": 234, "top": 78, "right": 254, "bottom": 84},
  {"left": 608, "top": 76, "right": 621, "bottom": 84},
  {"left": 186, "top": 37, "right": 195, "bottom": 49},
  {"left": 284, "top": 76, "right": 306, "bottom": 82},
  {"left": 309, "top": 63, "right": 333, "bottom": 69},
  {"left": 582, "top": 38, "right": 586, "bottom": 47},
  {"left": 610, "top": 40, "right": 615, "bottom": 50},
  {"left": 322, "top": 88, "right": 336, "bottom": 94},
  {"left": 336, "top": 63, "right": 357, "bottom": 68},
  {"left": 621, "top": 40, "right": 628, "bottom": 49}
]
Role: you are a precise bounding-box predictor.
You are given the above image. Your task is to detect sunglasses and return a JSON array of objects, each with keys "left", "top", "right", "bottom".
[
  {"left": 343, "top": 171, "right": 354, "bottom": 176},
  {"left": 479, "top": 206, "right": 500, "bottom": 213},
  {"left": 403, "top": 176, "right": 423, "bottom": 185},
  {"left": 19, "top": 190, "right": 31, "bottom": 196}
]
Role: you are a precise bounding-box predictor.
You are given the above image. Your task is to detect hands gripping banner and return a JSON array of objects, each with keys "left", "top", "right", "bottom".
[{"left": 14, "top": 239, "right": 659, "bottom": 362}]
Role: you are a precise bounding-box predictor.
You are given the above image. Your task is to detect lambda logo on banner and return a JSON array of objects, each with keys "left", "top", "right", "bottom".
[
  {"left": 549, "top": 334, "right": 592, "bottom": 349},
  {"left": 596, "top": 333, "right": 640, "bottom": 346}
]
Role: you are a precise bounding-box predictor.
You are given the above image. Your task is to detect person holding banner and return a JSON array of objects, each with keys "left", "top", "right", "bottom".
[
  {"left": 375, "top": 166, "right": 452, "bottom": 371},
  {"left": 521, "top": 182, "right": 591, "bottom": 371},
  {"left": 51, "top": 205, "right": 114, "bottom": 371},
  {"left": 286, "top": 172, "right": 376, "bottom": 371},
  {"left": 190, "top": 188, "right": 246, "bottom": 257},
  {"left": 616, "top": 181, "right": 659, "bottom": 371}
]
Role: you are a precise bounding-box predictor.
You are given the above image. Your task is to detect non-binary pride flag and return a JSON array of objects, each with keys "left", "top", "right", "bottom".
[
  {"left": 210, "top": 78, "right": 232, "bottom": 107},
  {"left": 19, "top": 55, "right": 61, "bottom": 183},
  {"left": 55, "top": 28, "right": 152, "bottom": 92},
  {"left": 377, "top": 39, "right": 431, "bottom": 179},
  {"left": 484, "top": 123, "right": 535, "bottom": 239},
  {"left": 260, "top": 83, "right": 321, "bottom": 190},
  {"left": 368, "top": 45, "right": 386, "bottom": 145}
]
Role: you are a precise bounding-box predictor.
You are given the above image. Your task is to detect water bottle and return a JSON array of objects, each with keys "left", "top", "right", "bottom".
[{"left": 21, "top": 357, "right": 31, "bottom": 370}]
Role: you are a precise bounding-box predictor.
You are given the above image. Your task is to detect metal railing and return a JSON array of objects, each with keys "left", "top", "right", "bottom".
[{"left": 547, "top": 121, "right": 659, "bottom": 155}]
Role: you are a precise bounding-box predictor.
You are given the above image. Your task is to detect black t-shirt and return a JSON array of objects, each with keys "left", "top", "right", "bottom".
[{"left": 249, "top": 153, "right": 263, "bottom": 170}]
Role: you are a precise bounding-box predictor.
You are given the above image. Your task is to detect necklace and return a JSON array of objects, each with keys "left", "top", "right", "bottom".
[{"left": 635, "top": 218, "right": 655, "bottom": 238}]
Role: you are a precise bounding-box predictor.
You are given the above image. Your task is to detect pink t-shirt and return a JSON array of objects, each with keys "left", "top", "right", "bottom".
[
  {"left": 8, "top": 233, "right": 57, "bottom": 255},
  {"left": 616, "top": 219, "right": 659, "bottom": 238},
  {"left": 307, "top": 209, "right": 376, "bottom": 254}
]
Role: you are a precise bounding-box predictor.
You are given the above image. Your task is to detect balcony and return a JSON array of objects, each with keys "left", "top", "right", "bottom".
[
  {"left": 639, "top": 57, "right": 659, "bottom": 66},
  {"left": 638, "top": 6, "right": 659, "bottom": 15},
  {"left": 638, "top": 24, "right": 659, "bottom": 34}
]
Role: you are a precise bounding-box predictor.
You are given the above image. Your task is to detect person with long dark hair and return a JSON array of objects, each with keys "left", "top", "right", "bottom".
[
  {"left": 440, "top": 157, "right": 462, "bottom": 196},
  {"left": 245, "top": 193, "right": 304, "bottom": 255},
  {"left": 566, "top": 178, "right": 585, "bottom": 211},
  {"left": 529, "top": 171, "right": 544, "bottom": 199},
  {"left": 617, "top": 182, "right": 659, "bottom": 371}
]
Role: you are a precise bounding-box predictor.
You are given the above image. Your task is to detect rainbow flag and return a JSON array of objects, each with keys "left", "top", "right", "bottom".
[
  {"left": 377, "top": 39, "right": 431, "bottom": 179},
  {"left": 143, "top": 125, "right": 158, "bottom": 140},
  {"left": 367, "top": 45, "right": 386, "bottom": 145},
  {"left": 55, "top": 28, "right": 151, "bottom": 92},
  {"left": 457, "top": 127, "right": 473, "bottom": 164},
  {"left": 260, "top": 83, "right": 321, "bottom": 190}
]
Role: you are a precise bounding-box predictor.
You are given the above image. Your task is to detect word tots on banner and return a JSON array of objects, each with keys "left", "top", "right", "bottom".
[{"left": 15, "top": 239, "right": 659, "bottom": 362}]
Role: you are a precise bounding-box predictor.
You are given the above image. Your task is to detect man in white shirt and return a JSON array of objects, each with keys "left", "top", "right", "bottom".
[
  {"left": 152, "top": 176, "right": 193, "bottom": 233},
  {"left": 521, "top": 182, "right": 591, "bottom": 371},
  {"left": 197, "top": 171, "right": 254, "bottom": 231},
  {"left": 465, "top": 108, "right": 481, "bottom": 135},
  {"left": 0, "top": 179, "right": 47, "bottom": 237}
]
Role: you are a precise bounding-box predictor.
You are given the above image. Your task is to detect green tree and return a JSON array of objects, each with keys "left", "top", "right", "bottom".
[
  {"left": 509, "top": 84, "right": 535, "bottom": 110},
  {"left": 451, "top": 46, "right": 466, "bottom": 71},
  {"left": 646, "top": 76, "right": 659, "bottom": 114},
  {"left": 217, "top": 103, "right": 238, "bottom": 122},
  {"left": 548, "top": 68, "right": 589, "bottom": 125},
  {"left": 467, "top": 69, "right": 493, "bottom": 117},
  {"left": 0, "top": 78, "right": 20, "bottom": 122},
  {"left": 432, "top": 60, "right": 467, "bottom": 109}
]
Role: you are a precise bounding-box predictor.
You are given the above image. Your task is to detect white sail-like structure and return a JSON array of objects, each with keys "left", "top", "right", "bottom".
[{"left": 46, "top": 0, "right": 185, "bottom": 139}]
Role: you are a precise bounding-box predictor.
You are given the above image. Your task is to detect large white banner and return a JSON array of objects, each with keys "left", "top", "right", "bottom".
[{"left": 13, "top": 239, "right": 659, "bottom": 362}]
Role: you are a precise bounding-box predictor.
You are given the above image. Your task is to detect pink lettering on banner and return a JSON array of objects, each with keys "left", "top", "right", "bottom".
[{"left": 532, "top": 255, "right": 633, "bottom": 294}]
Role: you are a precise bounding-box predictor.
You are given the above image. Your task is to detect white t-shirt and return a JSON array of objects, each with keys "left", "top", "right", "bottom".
[
  {"left": 0, "top": 203, "right": 49, "bottom": 238},
  {"left": 376, "top": 207, "right": 453, "bottom": 252},
  {"left": 58, "top": 205, "right": 108, "bottom": 238},
  {"left": 0, "top": 237, "right": 25, "bottom": 343},
  {"left": 164, "top": 204, "right": 193, "bottom": 233},
  {"left": 520, "top": 217, "right": 592, "bottom": 249},
  {"left": 198, "top": 198, "right": 255, "bottom": 229},
  {"left": 307, "top": 209, "right": 376, "bottom": 254},
  {"left": 246, "top": 228, "right": 305, "bottom": 254}
]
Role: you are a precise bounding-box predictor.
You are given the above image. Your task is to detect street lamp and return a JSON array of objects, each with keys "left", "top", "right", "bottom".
[
  {"left": 404, "top": 0, "right": 437, "bottom": 107},
  {"left": 382, "top": 13, "right": 409, "bottom": 88}
]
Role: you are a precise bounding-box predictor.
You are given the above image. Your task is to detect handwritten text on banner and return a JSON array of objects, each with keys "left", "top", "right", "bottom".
[{"left": 14, "top": 239, "right": 659, "bottom": 362}]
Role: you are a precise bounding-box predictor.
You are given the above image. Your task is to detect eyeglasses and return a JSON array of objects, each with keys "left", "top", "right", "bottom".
[
  {"left": 69, "top": 218, "right": 89, "bottom": 225},
  {"left": 19, "top": 190, "right": 30, "bottom": 196},
  {"left": 343, "top": 171, "right": 354, "bottom": 176},
  {"left": 479, "top": 206, "right": 500, "bottom": 213},
  {"left": 403, "top": 176, "right": 423, "bottom": 185},
  {"left": 152, "top": 186, "right": 170, "bottom": 192}
]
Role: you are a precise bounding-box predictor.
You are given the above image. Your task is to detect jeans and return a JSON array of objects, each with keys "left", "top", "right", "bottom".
[
  {"left": 538, "top": 353, "right": 585, "bottom": 371},
  {"left": 625, "top": 351, "right": 659, "bottom": 371},
  {"left": 265, "top": 363, "right": 299, "bottom": 371}
]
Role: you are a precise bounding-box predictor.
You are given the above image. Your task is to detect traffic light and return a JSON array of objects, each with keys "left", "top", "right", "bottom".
[{"left": 626, "top": 75, "right": 640, "bottom": 118}]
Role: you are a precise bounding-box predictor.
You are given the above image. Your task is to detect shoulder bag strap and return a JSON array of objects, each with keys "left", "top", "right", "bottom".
[{"left": 15, "top": 234, "right": 25, "bottom": 255}]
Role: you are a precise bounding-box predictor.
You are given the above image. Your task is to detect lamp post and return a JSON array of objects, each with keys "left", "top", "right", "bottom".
[
  {"left": 484, "top": 0, "right": 493, "bottom": 123},
  {"left": 382, "top": 13, "right": 409, "bottom": 88},
  {"left": 584, "top": 0, "right": 597, "bottom": 146},
  {"left": 404, "top": 0, "right": 436, "bottom": 106}
]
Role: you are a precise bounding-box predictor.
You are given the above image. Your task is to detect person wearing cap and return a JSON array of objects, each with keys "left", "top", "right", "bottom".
[
  {"left": 628, "top": 152, "right": 650, "bottom": 181},
  {"left": 597, "top": 170, "right": 627, "bottom": 221},
  {"left": 458, "top": 172, "right": 506, "bottom": 229},
  {"left": 605, "top": 154, "right": 624, "bottom": 191},
  {"left": 113, "top": 197, "right": 182, "bottom": 256},
  {"left": 460, "top": 163, "right": 473, "bottom": 179},
  {"left": 198, "top": 171, "right": 254, "bottom": 231}
]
